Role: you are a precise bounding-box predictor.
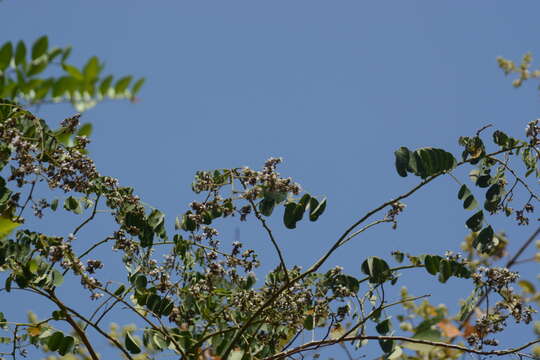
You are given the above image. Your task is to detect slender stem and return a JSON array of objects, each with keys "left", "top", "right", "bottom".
[
  {"left": 488, "top": 156, "right": 540, "bottom": 202},
  {"left": 338, "top": 219, "right": 391, "bottom": 247},
  {"left": 11, "top": 325, "right": 18, "bottom": 360},
  {"left": 78, "top": 236, "right": 112, "bottom": 260},
  {"left": 264, "top": 335, "right": 540, "bottom": 360},
  {"left": 45, "top": 290, "right": 100, "bottom": 360},
  {"left": 62, "top": 237, "right": 112, "bottom": 277},
  {"left": 248, "top": 197, "right": 289, "bottom": 284},
  {"left": 239, "top": 178, "right": 289, "bottom": 284},
  {"left": 15, "top": 179, "right": 36, "bottom": 221},
  {"left": 73, "top": 195, "right": 100, "bottom": 235}
]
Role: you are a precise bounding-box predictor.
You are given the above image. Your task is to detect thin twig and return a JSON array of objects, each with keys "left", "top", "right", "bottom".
[
  {"left": 15, "top": 179, "right": 36, "bottom": 221},
  {"left": 264, "top": 335, "right": 540, "bottom": 360},
  {"left": 239, "top": 178, "right": 290, "bottom": 284},
  {"left": 489, "top": 156, "right": 540, "bottom": 202},
  {"left": 73, "top": 195, "right": 100, "bottom": 235},
  {"left": 248, "top": 197, "right": 289, "bottom": 284},
  {"left": 46, "top": 290, "right": 100, "bottom": 360}
]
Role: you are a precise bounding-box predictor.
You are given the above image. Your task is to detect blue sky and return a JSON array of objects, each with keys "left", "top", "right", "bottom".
[{"left": 2, "top": 1, "right": 540, "bottom": 359}]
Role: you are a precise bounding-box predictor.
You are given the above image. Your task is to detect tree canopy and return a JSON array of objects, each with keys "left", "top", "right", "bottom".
[{"left": 0, "top": 37, "right": 539, "bottom": 360}]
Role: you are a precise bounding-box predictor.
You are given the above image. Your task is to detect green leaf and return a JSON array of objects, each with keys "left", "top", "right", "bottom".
[
  {"left": 387, "top": 346, "right": 403, "bottom": 360},
  {"left": 408, "top": 147, "right": 456, "bottom": 179},
  {"left": 48, "top": 47, "right": 63, "bottom": 62},
  {"left": 309, "top": 197, "right": 327, "bottom": 221},
  {"left": 27, "top": 61, "right": 48, "bottom": 77},
  {"left": 50, "top": 198, "right": 59, "bottom": 211},
  {"left": 458, "top": 290, "right": 478, "bottom": 321},
  {"left": 463, "top": 195, "right": 478, "bottom": 210},
  {"left": 293, "top": 194, "right": 311, "bottom": 222},
  {"left": 376, "top": 318, "right": 392, "bottom": 335},
  {"left": 115, "top": 76, "right": 133, "bottom": 94},
  {"left": 99, "top": 75, "right": 113, "bottom": 96},
  {"left": 50, "top": 270, "right": 64, "bottom": 287},
  {"left": 114, "top": 284, "right": 126, "bottom": 296},
  {"left": 14, "top": 41, "right": 26, "bottom": 67},
  {"left": 47, "top": 331, "right": 64, "bottom": 352},
  {"left": 379, "top": 339, "right": 394, "bottom": 353},
  {"left": 438, "top": 259, "right": 452, "bottom": 283},
  {"left": 0, "top": 215, "right": 21, "bottom": 239},
  {"left": 58, "top": 336, "right": 74, "bottom": 356},
  {"left": 62, "top": 64, "right": 84, "bottom": 81},
  {"left": 133, "top": 275, "right": 147, "bottom": 290},
  {"left": 303, "top": 315, "right": 314, "bottom": 330},
  {"left": 361, "top": 256, "right": 391, "bottom": 284},
  {"left": 518, "top": 280, "right": 536, "bottom": 294},
  {"left": 0, "top": 312, "right": 6, "bottom": 329},
  {"left": 64, "top": 196, "right": 83, "bottom": 214},
  {"left": 159, "top": 298, "right": 174, "bottom": 316},
  {"left": 333, "top": 274, "right": 360, "bottom": 294},
  {"left": 424, "top": 255, "right": 441, "bottom": 276},
  {"left": 61, "top": 46, "right": 72, "bottom": 63},
  {"left": 465, "top": 211, "right": 484, "bottom": 231},
  {"left": 77, "top": 123, "right": 93, "bottom": 137},
  {"left": 0, "top": 42, "right": 13, "bottom": 71},
  {"left": 31, "top": 36, "right": 48, "bottom": 60},
  {"left": 394, "top": 147, "right": 410, "bottom": 177},
  {"left": 146, "top": 294, "right": 161, "bottom": 313},
  {"left": 125, "top": 332, "right": 141, "bottom": 354},
  {"left": 83, "top": 56, "right": 101, "bottom": 80},
  {"left": 131, "top": 77, "right": 145, "bottom": 96},
  {"left": 457, "top": 184, "right": 470, "bottom": 200},
  {"left": 283, "top": 202, "right": 297, "bottom": 229},
  {"left": 476, "top": 175, "right": 491, "bottom": 188},
  {"left": 403, "top": 329, "right": 442, "bottom": 353},
  {"left": 28, "top": 258, "right": 39, "bottom": 274},
  {"left": 493, "top": 130, "right": 510, "bottom": 147},
  {"left": 485, "top": 184, "right": 502, "bottom": 201},
  {"left": 259, "top": 198, "right": 275, "bottom": 217},
  {"left": 473, "top": 226, "right": 495, "bottom": 254},
  {"left": 181, "top": 212, "right": 197, "bottom": 232}
]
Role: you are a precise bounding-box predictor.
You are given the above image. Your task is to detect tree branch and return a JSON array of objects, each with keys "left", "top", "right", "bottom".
[
  {"left": 45, "top": 290, "right": 100, "bottom": 360},
  {"left": 265, "top": 335, "right": 540, "bottom": 360}
]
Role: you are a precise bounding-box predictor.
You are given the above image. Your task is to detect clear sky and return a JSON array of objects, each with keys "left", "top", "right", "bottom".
[{"left": 2, "top": 1, "right": 540, "bottom": 359}]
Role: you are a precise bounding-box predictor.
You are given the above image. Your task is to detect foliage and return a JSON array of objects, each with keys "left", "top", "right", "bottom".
[
  {"left": 0, "top": 36, "right": 144, "bottom": 112},
  {"left": 0, "top": 38, "right": 539, "bottom": 360}
]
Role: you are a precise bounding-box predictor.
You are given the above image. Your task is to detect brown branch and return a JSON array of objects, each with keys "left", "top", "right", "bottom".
[
  {"left": 23, "top": 287, "right": 134, "bottom": 360},
  {"left": 264, "top": 335, "right": 540, "bottom": 360},
  {"left": 15, "top": 178, "right": 36, "bottom": 221},
  {"left": 238, "top": 178, "right": 290, "bottom": 284},
  {"left": 488, "top": 156, "right": 540, "bottom": 202},
  {"left": 46, "top": 290, "right": 100, "bottom": 360},
  {"left": 73, "top": 195, "right": 100, "bottom": 235},
  {"left": 248, "top": 197, "right": 289, "bottom": 284}
]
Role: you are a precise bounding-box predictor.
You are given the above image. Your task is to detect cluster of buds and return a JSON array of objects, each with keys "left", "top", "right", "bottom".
[
  {"left": 240, "top": 158, "right": 302, "bottom": 198},
  {"left": 525, "top": 119, "right": 540, "bottom": 144},
  {"left": 86, "top": 259, "right": 103, "bottom": 274},
  {"left": 471, "top": 267, "right": 519, "bottom": 290},
  {"left": 60, "top": 114, "right": 81, "bottom": 132},
  {"left": 515, "top": 203, "right": 534, "bottom": 226},
  {"left": 386, "top": 202, "right": 406, "bottom": 229}
]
